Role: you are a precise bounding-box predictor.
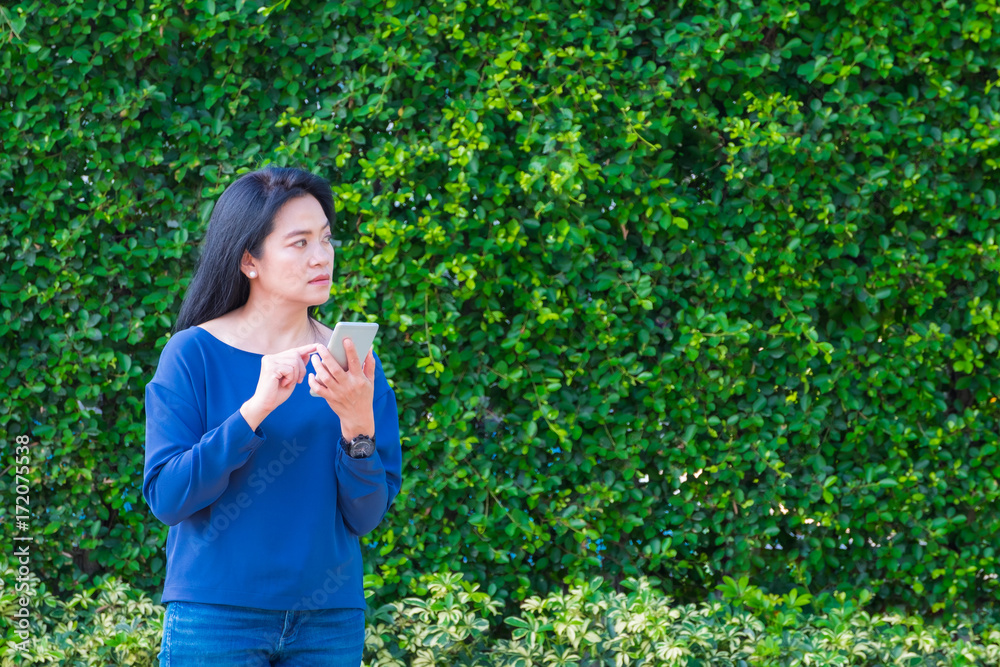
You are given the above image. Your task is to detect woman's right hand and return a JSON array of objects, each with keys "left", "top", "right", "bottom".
[{"left": 247, "top": 343, "right": 324, "bottom": 416}]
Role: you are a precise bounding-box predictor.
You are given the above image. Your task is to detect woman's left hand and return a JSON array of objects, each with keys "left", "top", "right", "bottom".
[{"left": 308, "top": 338, "right": 376, "bottom": 435}]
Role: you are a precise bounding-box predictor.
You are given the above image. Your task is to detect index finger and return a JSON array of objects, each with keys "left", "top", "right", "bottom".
[{"left": 293, "top": 342, "right": 323, "bottom": 360}]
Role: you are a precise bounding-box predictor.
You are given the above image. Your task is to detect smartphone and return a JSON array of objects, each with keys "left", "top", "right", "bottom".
[
  {"left": 326, "top": 321, "right": 379, "bottom": 371},
  {"left": 309, "top": 322, "right": 379, "bottom": 396}
]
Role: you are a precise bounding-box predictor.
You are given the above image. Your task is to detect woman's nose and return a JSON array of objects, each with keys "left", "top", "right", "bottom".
[{"left": 311, "top": 243, "right": 334, "bottom": 264}]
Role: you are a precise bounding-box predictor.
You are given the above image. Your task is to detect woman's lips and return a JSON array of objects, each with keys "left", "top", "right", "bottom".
[{"left": 309, "top": 277, "right": 330, "bottom": 285}]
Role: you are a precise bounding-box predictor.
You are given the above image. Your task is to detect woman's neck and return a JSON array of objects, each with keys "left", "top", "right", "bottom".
[{"left": 228, "top": 304, "right": 322, "bottom": 353}]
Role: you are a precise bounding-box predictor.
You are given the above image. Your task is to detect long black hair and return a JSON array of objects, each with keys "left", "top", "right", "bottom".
[{"left": 173, "top": 165, "right": 336, "bottom": 335}]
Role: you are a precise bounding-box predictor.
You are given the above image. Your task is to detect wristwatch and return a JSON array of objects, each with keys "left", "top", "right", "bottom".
[{"left": 341, "top": 433, "right": 376, "bottom": 459}]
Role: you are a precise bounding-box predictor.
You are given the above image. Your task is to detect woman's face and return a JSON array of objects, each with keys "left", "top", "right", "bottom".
[{"left": 244, "top": 194, "right": 335, "bottom": 305}]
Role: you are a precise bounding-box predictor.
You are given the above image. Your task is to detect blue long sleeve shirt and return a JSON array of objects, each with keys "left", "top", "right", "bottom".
[{"left": 142, "top": 325, "right": 402, "bottom": 611}]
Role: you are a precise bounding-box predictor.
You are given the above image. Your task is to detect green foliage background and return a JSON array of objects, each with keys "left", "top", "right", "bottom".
[{"left": 3, "top": 0, "right": 1000, "bottom": 621}]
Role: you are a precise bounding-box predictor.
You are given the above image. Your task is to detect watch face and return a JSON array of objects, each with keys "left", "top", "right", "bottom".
[{"left": 350, "top": 437, "right": 375, "bottom": 457}]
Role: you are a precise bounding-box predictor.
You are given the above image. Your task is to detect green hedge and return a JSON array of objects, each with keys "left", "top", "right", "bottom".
[
  {"left": 3, "top": 557, "right": 999, "bottom": 666},
  {"left": 2, "top": 0, "right": 1000, "bottom": 620}
]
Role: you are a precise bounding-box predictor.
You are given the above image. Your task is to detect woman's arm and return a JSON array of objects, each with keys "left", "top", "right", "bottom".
[
  {"left": 143, "top": 380, "right": 266, "bottom": 526},
  {"left": 335, "top": 383, "right": 402, "bottom": 537}
]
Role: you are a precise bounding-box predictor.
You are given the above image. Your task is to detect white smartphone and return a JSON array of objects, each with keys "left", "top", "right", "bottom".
[
  {"left": 325, "top": 321, "right": 379, "bottom": 371},
  {"left": 309, "top": 322, "right": 379, "bottom": 396}
]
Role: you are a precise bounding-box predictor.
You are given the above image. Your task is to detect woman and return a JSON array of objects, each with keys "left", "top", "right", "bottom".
[{"left": 143, "top": 165, "right": 402, "bottom": 666}]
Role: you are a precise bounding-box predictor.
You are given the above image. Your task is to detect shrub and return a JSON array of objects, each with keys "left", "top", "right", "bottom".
[
  {"left": 367, "top": 572, "right": 1000, "bottom": 666},
  {"left": 4, "top": 559, "right": 999, "bottom": 666},
  {"left": 0, "top": 557, "right": 162, "bottom": 666}
]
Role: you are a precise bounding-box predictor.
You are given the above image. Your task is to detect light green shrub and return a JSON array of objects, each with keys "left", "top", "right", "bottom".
[
  {"left": 0, "top": 558, "right": 162, "bottom": 666},
  {"left": 10, "top": 559, "right": 993, "bottom": 666},
  {"left": 366, "top": 572, "right": 1000, "bottom": 666}
]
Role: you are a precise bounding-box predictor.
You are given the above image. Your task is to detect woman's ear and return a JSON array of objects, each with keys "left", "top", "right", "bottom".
[{"left": 240, "top": 250, "right": 257, "bottom": 278}]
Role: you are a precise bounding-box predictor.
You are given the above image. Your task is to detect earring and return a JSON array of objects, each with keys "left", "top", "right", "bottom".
[{"left": 248, "top": 271, "right": 257, "bottom": 278}]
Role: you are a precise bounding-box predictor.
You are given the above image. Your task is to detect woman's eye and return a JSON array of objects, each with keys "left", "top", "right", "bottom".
[{"left": 295, "top": 237, "right": 333, "bottom": 247}]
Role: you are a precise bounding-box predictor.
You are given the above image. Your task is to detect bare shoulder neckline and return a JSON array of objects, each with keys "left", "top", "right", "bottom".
[
  {"left": 193, "top": 321, "right": 333, "bottom": 356},
  {"left": 193, "top": 325, "right": 262, "bottom": 355}
]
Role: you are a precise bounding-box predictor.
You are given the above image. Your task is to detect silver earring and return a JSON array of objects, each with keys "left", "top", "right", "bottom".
[{"left": 248, "top": 271, "right": 257, "bottom": 278}]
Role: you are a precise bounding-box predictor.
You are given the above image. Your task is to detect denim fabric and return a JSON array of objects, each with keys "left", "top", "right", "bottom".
[{"left": 158, "top": 601, "right": 365, "bottom": 666}]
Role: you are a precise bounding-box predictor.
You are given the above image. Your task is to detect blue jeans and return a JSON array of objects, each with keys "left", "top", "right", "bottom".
[{"left": 158, "top": 601, "right": 365, "bottom": 666}]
